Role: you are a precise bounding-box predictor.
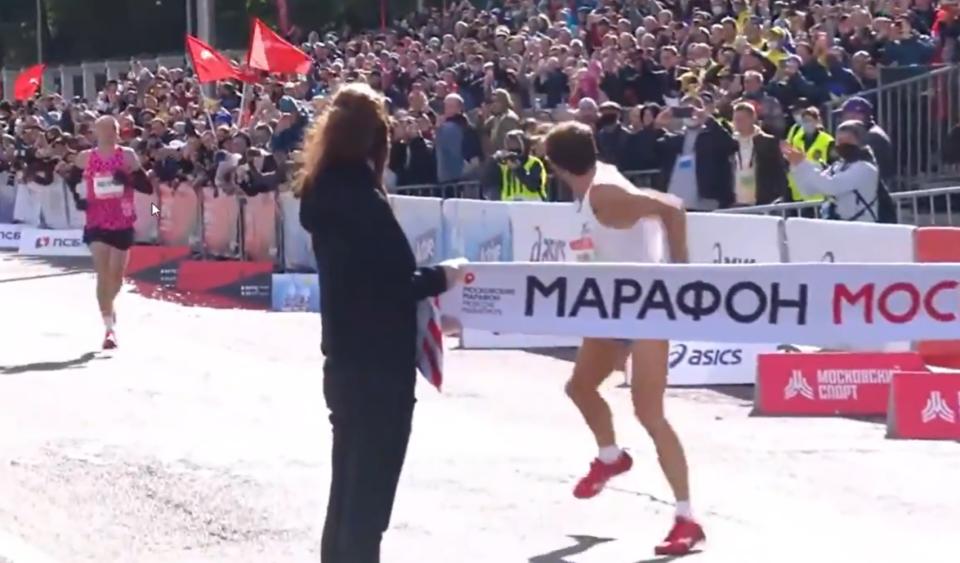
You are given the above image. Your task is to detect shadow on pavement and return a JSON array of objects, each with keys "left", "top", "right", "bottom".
[
  {"left": 633, "top": 551, "right": 704, "bottom": 563},
  {"left": 528, "top": 534, "right": 615, "bottom": 562},
  {"left": 1, "top": 351, "right": 102, "bottom": 375},
  {"left": 523, "top": 348, "right": 578, "bottom": 362},
  {"left": 0, "top": 254, "right": 93, "bottom": 283}
]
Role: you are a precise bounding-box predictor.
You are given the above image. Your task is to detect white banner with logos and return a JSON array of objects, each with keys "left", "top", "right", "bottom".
[
  {"left": 676, "top": 213, "right": 786, "bottom": 384},
  {"left": 785, "top": 218, "right": 915, "bottom": 351},
  {"left": 17, "top": 228, "right": 89, "bottom": 257},
  {"left": 0, "top": 223, "right": 22, "bottom": 250},
  {"left": 277, "top": 191, "right": 317, "bottom": 272},
  {"left": 441, "top": 200, "right": 575, "bottom": 348},
  {"left": 785, "top": 218, "right": 916, "bottom": 263},
  {"left": 667, "top": 341, "right": 776, "bottom": 386},
  {"left": 450, "top": 262, "right": 960, "bottom": 345},
  {"left": 473, "top": 201, "right": 582, "bottom": 347},
  {"left": 390, "top": 195, "right": 443, "bottom": 266}
]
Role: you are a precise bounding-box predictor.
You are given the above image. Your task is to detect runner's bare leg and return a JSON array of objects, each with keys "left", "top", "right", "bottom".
[
  {"left": 566, "top": 338, "right": 629, "bottom": 447},
  {"left": 630, "top": 339, "right": 690, "bottom": 502},
  {"left": 89, "top": 242, "right": 113, "bottom": 318}
]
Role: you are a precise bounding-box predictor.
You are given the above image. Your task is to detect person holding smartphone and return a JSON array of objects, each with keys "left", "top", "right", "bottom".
[{"left": 653, "top": 97, "right": 738, "bottom": 211}]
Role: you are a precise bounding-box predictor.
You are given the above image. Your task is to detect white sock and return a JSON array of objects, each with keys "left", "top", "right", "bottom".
[
  {"left": 598, "top": 445, "right": 622, "bottom": 464},
  {"left": 675, "top": 500, "right": 693, "bottom": 520},
  {"left": 103, "top": 314, "right": 115, "bottom": 331}
]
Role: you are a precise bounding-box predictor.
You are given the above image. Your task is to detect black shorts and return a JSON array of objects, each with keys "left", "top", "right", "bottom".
[{"left": 83, "top": 227, "right": 134, "bottom": 251}]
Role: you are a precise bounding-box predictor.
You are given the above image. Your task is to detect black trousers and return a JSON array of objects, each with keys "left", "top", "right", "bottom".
[{"left": 321, "top": 359, "right": 416, "bottom": 563}]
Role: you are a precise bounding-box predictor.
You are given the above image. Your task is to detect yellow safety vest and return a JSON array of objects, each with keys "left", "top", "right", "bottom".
[
  {"left": 499, "top": 155, "right": 547, "bottom": 201},
  {"left": 788, "top": 129, "right": 833, "bottom": 202}
]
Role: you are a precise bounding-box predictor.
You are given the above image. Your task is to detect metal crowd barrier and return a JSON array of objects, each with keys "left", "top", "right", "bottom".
[
  {"left": 390, "top": 169, "right": 660, "bottom": 203},
  {"left": 823, "top": 64, "right": 960, "bottom": 192},
  {"left": 717, "top": 185, "right": 960, "bottom": 225},
  {"left": 716, "top": 200, "right": 825, "bottom": 219},
  {"left": 890, "top": 185, "right": 960, "bottom": 225}
]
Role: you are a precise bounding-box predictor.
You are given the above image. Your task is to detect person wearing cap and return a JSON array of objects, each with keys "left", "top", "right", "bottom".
[
  {"left": 782, "top": 120, "right": 882, "bottom": 222},
  {"left": 787, "top": 106, "right": 834, "bottom": 203},
  {"left": 595, "top": 101, "right": 629, "bottom": 167},
  {"left": 840, "top": 96, "right": 894, "bottom": 182}
]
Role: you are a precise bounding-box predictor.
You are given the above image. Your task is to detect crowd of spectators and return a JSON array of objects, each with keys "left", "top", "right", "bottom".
[{"left": 2, "top": 0, "right": 959, "bottom": 226}]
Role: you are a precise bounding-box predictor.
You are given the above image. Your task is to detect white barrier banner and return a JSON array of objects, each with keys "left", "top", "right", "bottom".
[
  {"left": 667, "top": 341, "right": 778, "bottom": 386},
  {"left": 18, "top": 228, "right": 89, "bottom": 257},
  {"left": 786, "top": 218, "right": 915, "bottom": 350},
  {"left": 509, "top": 201, "right": 581, "bottom": 262},
  {"left": 0, "top": 223, "right": 22, "bottom": 250},
  {"left": 679, "top": 213, "right": 786, "bottom": 384},
  {"left": 391, "top": 195, "right": 443, "bottom": 266},
  {"left": 689, "top": 213, "right": 785, "bottom": 263},
  {"left": 278, "top": 192, "right": 317, "bottom": 271},
  {"left": 452, "top": 262, "right": 960, "bottom": 345},
  {"left": 786, "top": 218, "right": 916, "bottom": 263}
]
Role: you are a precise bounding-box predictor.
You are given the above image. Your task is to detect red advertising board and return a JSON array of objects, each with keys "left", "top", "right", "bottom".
[
  {"left": 176, "top": 260, "right": 273, "bottom": 310},
  {"left": 914, "top": 228, "right": 960, "bottom": 368},
  {"left": 887, "top": 372, "right": 960, "bottom": 440},
  {"left": 755, "top": 352, "right": 928, "bottom": 416}
]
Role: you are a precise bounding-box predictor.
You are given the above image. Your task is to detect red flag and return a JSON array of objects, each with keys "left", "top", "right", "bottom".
[
  {"left": 246, "top": 18, "right": 312, "bottom": 75},
  {"left": 14, "top": 64, "right": 45, "bottom": 101},
  {"left": 186, "top": 35, "right": 239, "bottom": 83}
]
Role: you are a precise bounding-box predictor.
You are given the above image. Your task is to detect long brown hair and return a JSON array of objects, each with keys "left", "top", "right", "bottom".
[{"left": 295, "top": 83, "right": 390, "bottom": 196}]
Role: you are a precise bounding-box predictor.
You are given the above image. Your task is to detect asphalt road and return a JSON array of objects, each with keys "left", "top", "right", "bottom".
[{"left": 0, "top": 252, "right": 957, "bottom": 563}]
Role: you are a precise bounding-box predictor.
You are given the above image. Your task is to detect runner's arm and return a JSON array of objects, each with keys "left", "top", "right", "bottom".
[
  {"left": 66, "top": 150, "right": 90, "bottom": 210},
  {"left": 121, "top": 146, "right": 153, "bottom": 194},
  {"left": 590, "top": 183, "right": 689, "bottom": 263}
]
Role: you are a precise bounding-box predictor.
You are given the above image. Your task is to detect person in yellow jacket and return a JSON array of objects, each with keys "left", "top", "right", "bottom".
[
  {"left": 787, "top": 107, "right": 835, "bottom": 202},
  {"left": 482, "top": 130, "right": 548, "bottom": 201}
]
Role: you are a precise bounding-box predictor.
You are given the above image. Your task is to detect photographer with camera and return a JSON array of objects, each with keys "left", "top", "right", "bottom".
[{"left": 482, "top": 129, "right": 547, "bottom": 201}]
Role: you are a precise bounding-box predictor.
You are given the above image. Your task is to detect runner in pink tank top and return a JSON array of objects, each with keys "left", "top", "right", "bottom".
[
  {"left": 66, "top": 116, "right": 153, "bottom": 350},
  {"left": 84, "top": 147, "right": 136, "bottom": 232}
]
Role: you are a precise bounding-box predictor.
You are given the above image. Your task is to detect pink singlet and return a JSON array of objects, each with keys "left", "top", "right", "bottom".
[{"left": 84, "top": 148, "right": 136, "bottom": 230}]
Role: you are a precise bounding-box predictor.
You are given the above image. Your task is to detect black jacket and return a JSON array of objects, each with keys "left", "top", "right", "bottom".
[
  {"left": 750, "top": 130, "right": 791, "bottom": 205},
  {"left": 299, "top": 162, "right": 448, "bottom": 376},
  {"left": 655, "top": 118, "right": 738, "bottom": 208}
]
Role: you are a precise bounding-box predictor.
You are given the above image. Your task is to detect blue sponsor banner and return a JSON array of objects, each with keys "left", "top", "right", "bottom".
[
  {"left": 391, "top": 195, "right": 443, "bottom": 266},
  {"left": 271, "top": 273, "right": 320, "bottom": 312},
  {"left": 443, "top": 200, "right": 513, "bottom": 263}
]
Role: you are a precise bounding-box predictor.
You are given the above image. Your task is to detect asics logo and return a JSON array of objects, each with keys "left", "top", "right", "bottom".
[
  {"left": 784, "top": 370, "right": 816, "bottom": 400},
  {"left": 921, "top": 391, "right": 956, "bottom": 424},
  {"left": 668, "top": 344, "right": 687, "bottom": 369}
]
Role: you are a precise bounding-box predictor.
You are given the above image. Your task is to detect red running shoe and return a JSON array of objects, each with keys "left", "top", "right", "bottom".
[
  {"left": 102, "top": 330, "right": 118, "bottom": 350},
  {"left": 654, "top": 517, "right": 706, "bottom": 556},
  {"left": 572, "top": 451, "right": 633, "bottom": 499}
]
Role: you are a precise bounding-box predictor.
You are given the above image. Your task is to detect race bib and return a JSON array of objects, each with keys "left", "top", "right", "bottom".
[
  {"left": 570, "top": 224, "right": 596, "bottom": 263},
  {"left": 93, "top": 174, "right": 124, "bottom": 198}
]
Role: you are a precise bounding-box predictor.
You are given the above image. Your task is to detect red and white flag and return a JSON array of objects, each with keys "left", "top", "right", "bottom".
[
  {"left": 14, "top": 64, "right": 45, "bottom": 101},
  {"left": 417, "top": 298, "right": 444, "bottom": 390},
  {"left": 246, "top": 18, "right": 312, "bottom": 75},
  {"left": 186, "top": 36, "right": 239, "bottom": 83}
]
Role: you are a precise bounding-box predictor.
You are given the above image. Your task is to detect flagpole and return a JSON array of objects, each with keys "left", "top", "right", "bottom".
[{"left": 36, "top": 0, "right": 43, "bottom": 64}]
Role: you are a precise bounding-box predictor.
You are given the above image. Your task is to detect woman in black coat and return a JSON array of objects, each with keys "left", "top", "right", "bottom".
[{"left": 297, "top": 83, "right": 463, "bottom": 563}]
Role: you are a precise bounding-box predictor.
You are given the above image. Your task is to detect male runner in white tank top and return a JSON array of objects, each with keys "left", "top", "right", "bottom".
[{"left": 544, "top": 122, "right": 705, "bottom": 555}]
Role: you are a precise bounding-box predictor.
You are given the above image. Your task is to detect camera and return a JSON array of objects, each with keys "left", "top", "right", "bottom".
[{"left": 493, "top": 149, "right": 522, "bottom": 164}]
